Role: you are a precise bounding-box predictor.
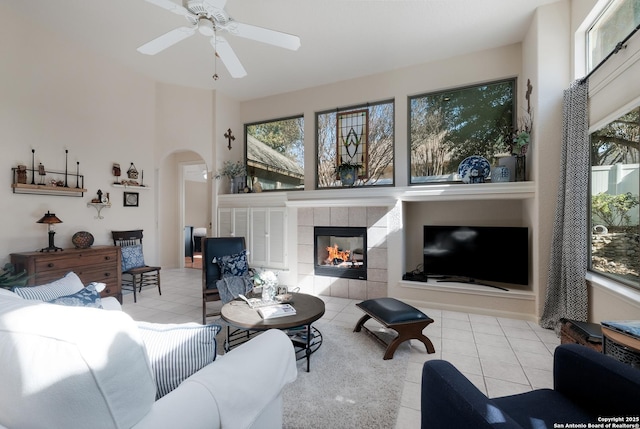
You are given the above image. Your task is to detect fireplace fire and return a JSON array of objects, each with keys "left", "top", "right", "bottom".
[{"left": 314, "top": 226, "right": 367, "bottom": 280}]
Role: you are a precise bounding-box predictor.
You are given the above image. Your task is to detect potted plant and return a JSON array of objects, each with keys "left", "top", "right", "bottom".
[
  {"left": 0, "top": 263, "right": 30, "bottom": 289},
  {"left": 336, "top": 160, "right": 362, "bottom": 187},
  {"left": 495, "top": 111, "right": 533, "bottom": 182},
  {"left": 335, "top": 127, "right": 365, "bottom": 187},
  {"left": 216, "top": 161, "right": 247, "bottom": 194}
]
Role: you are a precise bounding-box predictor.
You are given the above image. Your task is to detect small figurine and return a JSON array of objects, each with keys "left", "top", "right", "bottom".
[
  {"left": 252, "top": 176, "right": 262, "bottom": 193},
  {"left": 16, "top": 165, "right": 27, "bottom": 184},
  {"left": 38, "top": 163, "right": 46, "bottom": 184},
  {"left": 127, "top": 163, "right": 139, "bottom": 180},
  {"left": 92, "top": 189, "right": 104, "bottom": 204},
  {"left": 113, "top": 163, "right": 121, "bottom": 184}
]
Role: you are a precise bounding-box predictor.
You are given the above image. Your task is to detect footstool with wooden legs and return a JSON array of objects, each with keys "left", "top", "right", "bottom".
[{"left": 353, "top": 297, "right": 436, "bottom": 360}]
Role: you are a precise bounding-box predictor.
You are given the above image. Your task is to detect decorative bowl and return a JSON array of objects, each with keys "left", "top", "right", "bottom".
[
  {"left": 275, "top": 293, "right": 293, "bottom": 304},
  {"left": 458, "top": 156, "right": 491, "bottom": 184},
  {"left": 72, "top": 231, "right": 94, "bottom": 249}
]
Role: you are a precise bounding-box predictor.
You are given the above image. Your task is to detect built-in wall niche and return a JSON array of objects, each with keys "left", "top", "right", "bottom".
[{"left": 403, "top": 199, "right": 531, "bottom": 290}]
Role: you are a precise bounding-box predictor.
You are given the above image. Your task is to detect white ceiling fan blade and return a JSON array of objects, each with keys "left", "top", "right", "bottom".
[
  {"left": 137, "top": 26, "right": 196, "bottom": 55},
  {"left": 203, "top": 0, "right": 227, "bottom": 9},
  {"left": 212, "top": 36, "right": 247, "bottom": 78},
  {"left": 226, "top": 22, "right": 301, "bottom": 51},
  {"left": 144, "top": 0, "right": 191, "bottom": 17}
]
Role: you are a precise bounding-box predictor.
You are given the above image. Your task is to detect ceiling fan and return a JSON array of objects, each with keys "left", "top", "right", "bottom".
[{"left": 137, "top": 0, "right": 301, "bottom": 78}]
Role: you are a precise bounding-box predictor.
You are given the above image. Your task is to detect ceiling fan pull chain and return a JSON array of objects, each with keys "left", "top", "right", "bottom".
[{"left": 212, "top": 33, "right": 219, "bottom": 80}]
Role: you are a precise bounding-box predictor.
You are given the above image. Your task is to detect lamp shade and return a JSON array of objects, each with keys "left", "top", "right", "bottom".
[{"left": 37, "top": 211, "right": 63, "bottom": 225}]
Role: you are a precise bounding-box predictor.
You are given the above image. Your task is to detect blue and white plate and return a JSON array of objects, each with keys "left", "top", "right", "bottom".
[{"left": 458, "top": 156, "right": 491, "bottom": 184}]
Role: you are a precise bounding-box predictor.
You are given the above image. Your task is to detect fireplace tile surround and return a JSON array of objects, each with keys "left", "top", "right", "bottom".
[{"left": 297, "top": 206, "right": 392, "bottom": 300}]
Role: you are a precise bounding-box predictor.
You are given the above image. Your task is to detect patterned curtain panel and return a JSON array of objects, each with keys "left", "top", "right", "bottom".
[{"left": 540, "top": 80, "right": 589, "bottom": 331}]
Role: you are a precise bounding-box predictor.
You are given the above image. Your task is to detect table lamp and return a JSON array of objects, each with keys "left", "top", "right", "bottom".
[{"left": 37, "top": 211, "right": 63, "bottom": 252}]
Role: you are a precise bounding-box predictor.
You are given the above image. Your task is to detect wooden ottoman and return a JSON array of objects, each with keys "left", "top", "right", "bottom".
[{"left": 354, "top": 297, "right": 436, "bottom": 360}]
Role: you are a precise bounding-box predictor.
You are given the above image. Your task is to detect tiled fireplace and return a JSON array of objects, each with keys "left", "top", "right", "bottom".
[
  {"left": 297, "top": 206, "right": 391, "bottom": 300},
  {"left": 314, "top": 226, "right": 367, "bottom": 280}
]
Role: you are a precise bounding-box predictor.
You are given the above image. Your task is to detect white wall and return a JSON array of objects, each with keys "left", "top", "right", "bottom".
[
  {"left": 185, "top": 181, "right": 209, "bottom": 227},
  {"left": 0, "top": 3, "right": 158, "bottom": 265},
  {"left": 523, "top": 1, "right": 572, "bottom": 317},
  {"left": 154, "top": 83, "right": 215, "bottom": 268}
]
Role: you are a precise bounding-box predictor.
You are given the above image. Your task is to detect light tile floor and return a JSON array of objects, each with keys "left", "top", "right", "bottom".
[{"left": 121, "top": 268, "right": 560, "bottom": 429}]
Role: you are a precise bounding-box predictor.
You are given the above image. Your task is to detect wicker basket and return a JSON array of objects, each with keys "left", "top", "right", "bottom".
[{"left": 603, "top": 332, "right": 640, "bottom": 369}]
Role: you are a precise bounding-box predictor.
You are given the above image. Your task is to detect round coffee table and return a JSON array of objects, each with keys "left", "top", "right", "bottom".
[{"left": 221, "top": 292, "right": 325, "bottom": 372}]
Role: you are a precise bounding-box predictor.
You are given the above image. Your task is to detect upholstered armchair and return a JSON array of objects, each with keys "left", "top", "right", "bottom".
[
  {"left": 421, "top": 343, "right": 640, "bottom": 429},
  {"left": 202, "top": 237, "right": 248, "bottom": 323}
]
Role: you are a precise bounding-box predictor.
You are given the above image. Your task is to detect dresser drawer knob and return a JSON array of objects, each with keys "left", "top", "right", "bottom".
[
  {"left": 104, "top": 272, "right": 111, "bottom": 277},
  {"left": 47, "top": 263, "right": 54, "bottom": 268}
]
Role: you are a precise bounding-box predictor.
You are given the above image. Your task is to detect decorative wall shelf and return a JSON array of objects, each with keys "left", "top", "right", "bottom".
[
  {"left": 87, "top": 202, "right": 111, "bottom": 219},
  {"left": 12, "top": 168, "right": 86, "bottom": 197},
  {"left": 111, "top": 184, "right": 150, "bottom": 190}
]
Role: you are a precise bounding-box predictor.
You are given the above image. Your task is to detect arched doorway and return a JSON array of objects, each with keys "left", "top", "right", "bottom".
[{"left": 157, "top": 150, "right": 211, "bottom": 269}]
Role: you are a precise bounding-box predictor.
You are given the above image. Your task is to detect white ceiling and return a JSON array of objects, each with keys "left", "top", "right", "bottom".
[{"left": 7, "top": 0, "right": 559, "bottom": 101}]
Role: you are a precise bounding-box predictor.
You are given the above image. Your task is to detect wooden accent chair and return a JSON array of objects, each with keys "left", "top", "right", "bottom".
[
  {"left": 202, "top": 237, "right": 246, "bottom": 323},
  {"left": 112, "top": 230, "right": 161, "bottom": 303}
]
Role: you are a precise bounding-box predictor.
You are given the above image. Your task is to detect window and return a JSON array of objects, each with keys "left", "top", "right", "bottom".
[
  {"left": 589, "top": 106, "right": 640, "bottom": 288},
  {"left": 316, "top": 100, "right": 394, "bottom": 188},
  {"left": 587, "top": 0, "right": 640, "bottom": 73},
  {"left": 245, "top": 116, "right": 304, "bottom": 191},
  {"left": 409, "top": 79, "right": 517, "bottom": 184},
  {"left": 585, "top": 0, "right": 640, "bottom": 290}
]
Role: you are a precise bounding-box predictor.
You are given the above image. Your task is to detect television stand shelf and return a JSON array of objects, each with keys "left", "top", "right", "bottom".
[{"left": 399, "top": 279, "right": 536, "bottom": 321}]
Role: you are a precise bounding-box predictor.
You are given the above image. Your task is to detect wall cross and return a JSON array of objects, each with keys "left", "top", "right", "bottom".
[{"left": 224, "top": 128, "right": 235, "bottom": 151}]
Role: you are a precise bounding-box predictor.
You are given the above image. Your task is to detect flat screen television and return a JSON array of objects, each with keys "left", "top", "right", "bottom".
[{"left": 423, "top": 225, "right": 529, "bottom": 289}]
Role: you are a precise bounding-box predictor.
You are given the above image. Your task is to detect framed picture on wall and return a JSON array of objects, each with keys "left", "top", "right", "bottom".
[{"left": 123, "top": 192, "right": 139, "bottom": 207}]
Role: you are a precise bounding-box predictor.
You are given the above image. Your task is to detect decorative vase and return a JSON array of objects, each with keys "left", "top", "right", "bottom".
[
  {"left": 261, "top": 283, "right": 277, "bottom": 301},
  {"left": 229, "top": 178, "right": 236, "bottom": 194},
  {"left": 233, "top": 175, "right": 246, "bottom": 194},
  {"left": 339, "top": 167, "right": 357, "bottom": 186},
  {"left": 515, "top": 155, "right": 526, "bottom": 182},
  {"left": 491, "top": 165, "right": 511, "bottom": 183},
  {"left": 72, "top": 231, "right": 94, "bottom": 249},
  {"left": 498, "top": 156, "right": 517, "bottom": 182}
]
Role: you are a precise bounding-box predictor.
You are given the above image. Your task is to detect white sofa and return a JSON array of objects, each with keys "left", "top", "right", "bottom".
[{"left": 0, "top": 286, "right": 297, "bottom": 429}]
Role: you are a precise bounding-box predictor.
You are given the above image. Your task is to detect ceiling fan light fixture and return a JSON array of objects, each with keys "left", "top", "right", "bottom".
[{"left": 198, "top": 18, "right": 214, "bottom": 36}]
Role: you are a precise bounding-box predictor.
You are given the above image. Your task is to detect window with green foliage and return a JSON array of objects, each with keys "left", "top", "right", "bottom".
[
  {"left": 316, "top": 100, "right": 394, "bottom": 188},
  {"left": 245, "top": 116, "right": 304, "bottom": 191},
  {"left": 587, "top": 0, "right": 640, "bottom": 73},
  {"left": 409, "top": 79, "right": 517, "bottom": 184},
  {"left": 590, "top": 106, "right": 640, "bottom": 288}
]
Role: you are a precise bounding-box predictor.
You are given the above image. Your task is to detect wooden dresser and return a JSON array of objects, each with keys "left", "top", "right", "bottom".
[{"left": 11, "top": 246, "right": 122, "bottom": 303}]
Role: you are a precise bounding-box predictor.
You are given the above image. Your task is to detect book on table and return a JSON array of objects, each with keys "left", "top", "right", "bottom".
[
  {"left": 258, "top": 303, "right": 297, "bottom": 319},
  {"left": 238, "top": 294, "right": 279, "bottom": 309}
]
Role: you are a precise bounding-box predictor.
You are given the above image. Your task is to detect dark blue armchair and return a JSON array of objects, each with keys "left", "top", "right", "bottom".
[
  {"left": 202, "top": 236, "right": 246, "bottom": 323},
  {"left": 421, "top": 343, "right": 640, "bottom": 429}
]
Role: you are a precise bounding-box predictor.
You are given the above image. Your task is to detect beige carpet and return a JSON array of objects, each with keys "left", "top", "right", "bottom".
[{"left": 282, "top": 323, "right": 409, "bottom": 429}]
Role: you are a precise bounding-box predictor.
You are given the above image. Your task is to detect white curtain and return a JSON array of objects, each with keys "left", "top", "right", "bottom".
[{"left": 540, "top": 79, "right": 590, "bottom": 330}]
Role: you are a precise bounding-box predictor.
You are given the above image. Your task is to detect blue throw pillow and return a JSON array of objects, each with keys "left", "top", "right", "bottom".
[
  {"left": 137, "top": 322, "right": 221, "bottom": 399},
  {"left": 47, "top": 283, "right": 103, "bottom": 308},
  {"left": 217, "top": 250, "right": 248, "bottom": 277},
  {"left": 121, "top": 244, "right": 145, "bottom": 271}
]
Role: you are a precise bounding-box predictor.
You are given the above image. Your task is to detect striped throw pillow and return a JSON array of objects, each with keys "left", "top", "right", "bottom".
[
  {"left": 11, "top": 272, "right": 84, "bottom": 301},
  {"left": 137, "top": 322, "right": 221, "bottom": 399}
]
